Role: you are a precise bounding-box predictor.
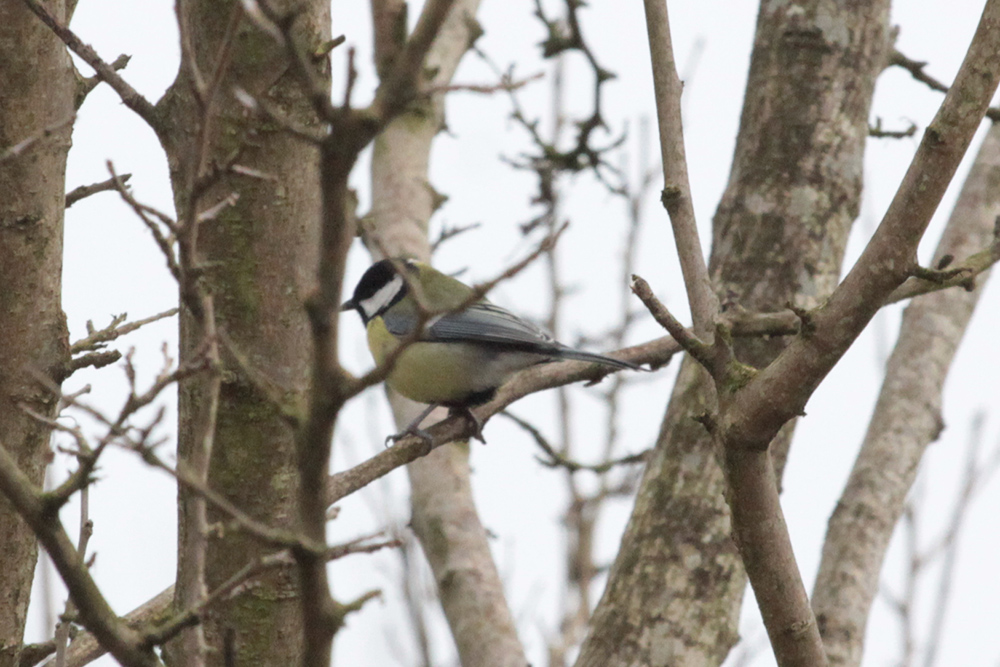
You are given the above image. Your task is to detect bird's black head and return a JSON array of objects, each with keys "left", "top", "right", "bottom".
[{"left": 340, "top": 258, "right": 416, "bottom": 324}]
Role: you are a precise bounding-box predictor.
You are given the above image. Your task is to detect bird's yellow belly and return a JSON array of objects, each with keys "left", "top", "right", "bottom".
[{"left": 367, "top": 319, "right": 498, "bottom": 405}]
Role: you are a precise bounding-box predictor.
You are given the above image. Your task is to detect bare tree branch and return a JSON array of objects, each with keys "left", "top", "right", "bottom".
[
  {"left": 723, "top": 0, "right": 1000, "bottom": 472},
  {"left": 283, "top": 1, "right": 466, "bottom": 664},
  {"left": 75, "top": 54, "right": 131, "bottom": 109},
  {"left": 813, "top": 100, "right": 1000, "bottom": 667},
  {"left": 0, "top": 442, "right": 158, "bottom": 667},
  {"left": 716, "top": 5, "right": 1000, "bottom": 655},
  {"left": 28, "top": 534, "right": 398, "bottom": 667},
  {"left": 69, "top": 309, "right": 178, "bottom": 354},
  {"left": 38, "top": 588, "right": 176, "bottom": 667},
  {"left": 618, "top": 6, "right": 1000, "bottom": 664},
  {"left": 630, "top": 275, "right": 717, "bottom": 370},
  {"left": 723, "top": 441, "right": 826, "bottom": 667},
  {"left": 107, "top": 164, "right": 181, "bottom": 282},
  {"left": 424, "top": 70, "right": 543, "bottom": 96},
  {"left": 869, "top": 117, "right": 918, "bottom": 139},
  {"left": 921, "top": 416, "right": 1000, "bottom": 667},
  {"left": 326, "top": 332, "right": 670, "bottom": 505},
  {"left": 52, "top": 478, "right": 93, "bottom": 667},
  {"left": 889, "top": 49, "right": 1000, "bottom": 123},
  {"left": 430, "top": 221, "right": 482, "bottom": 253},
  {"left": 502, "top": 411, "right": 649, "bottom": 474},
  {"left": 364, "top": 0, "right": 532, "bottom": 664},
  {"left": 176, "top": 296, "right": 220, "bottom": 667},
  {"left": 65, "top": 174, "right": 131, "bottom": 208},
  {"left": 145, "top": 534, "right": 398, "bottom": 649},
  {"left": 642, "top": 0, "right": 718, "bottom": 334},
  {"left": 20, "top": 0, "right": 161, "bottom": 132},
  {"left": 370, "top": 0, "right": 459, "bottom": 122}
]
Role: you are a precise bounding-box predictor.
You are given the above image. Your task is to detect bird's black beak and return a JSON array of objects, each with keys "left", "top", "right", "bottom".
[{"left": 340, "top": 298, "right": 356, "bottom": 312}]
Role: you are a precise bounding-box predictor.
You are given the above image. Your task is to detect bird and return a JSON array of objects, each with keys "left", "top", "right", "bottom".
[{"left": 340, "top": 257, "right": 644, "bottom": 442}]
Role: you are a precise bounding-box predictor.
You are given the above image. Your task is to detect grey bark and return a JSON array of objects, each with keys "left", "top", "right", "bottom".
[
  {"left": 0, "top": 2, "right": 74, "bottom": 664},
  {"left": 365, "top": 1, "right": 527, "bottom": 664},
  {"left": 577, "top": 2, "right": 891, "bottom": 664},
  {"left": 160, "top": 1, "right": 328, "bottom": 663},
  {"left": 812, "top": 122, "right": 1000, "bottom": 667}
]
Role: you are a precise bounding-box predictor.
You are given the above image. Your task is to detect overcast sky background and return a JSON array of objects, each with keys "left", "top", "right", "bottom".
[{"left": 22, "top": 1, "right": 1000, "bottom": 665}]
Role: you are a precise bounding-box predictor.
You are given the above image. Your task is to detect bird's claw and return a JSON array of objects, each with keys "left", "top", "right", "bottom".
[
  {"left": 384, "top": 427, "right": 433, "bottom": 448},
  {"left": 451, "top": 406, "right": 486, "bottom": 443},
  {"left": 384, "top": 406, "right": 487, "bottom": 447}
]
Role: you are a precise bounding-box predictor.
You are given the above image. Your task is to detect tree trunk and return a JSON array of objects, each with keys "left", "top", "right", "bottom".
[
  {"left": 365, "top": 1, "right": 527, "bottom": 664},
  {"left": 577, "top": 2, "right": 890, "bottom": 664},
  {"left": 812, "top": 121, "right": 1000, "bottom": 667},
  {"left": 0, "top": 2, "right": 74, "bottom": 664},
  {"left": 160, "top": 1, "right": 328, "bottom": 663}
]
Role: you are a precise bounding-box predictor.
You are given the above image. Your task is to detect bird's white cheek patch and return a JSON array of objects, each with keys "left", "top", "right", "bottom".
[{"left": 360, "top": 274, "right": 404, "bottom": 319}]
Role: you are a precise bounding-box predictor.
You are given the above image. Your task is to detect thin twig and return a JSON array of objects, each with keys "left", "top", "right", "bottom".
[
  {"left": 65, "top": 175, "right": 131, "bottom": 208},
  {"left": 107, "top": 163, "right": 181, "bottom": 282},
  {"left": 70, "top": 309, "right": 179, "bottom": 355},
  {"left": 430, "top": 221, "right": 482, "bottom": 253},
  {"left": 144, "top": 533, "right": 399, "bottom": 648},
  {"left": 889, "top": 48, "right": 1000, "bottom": 124},
  {"left": 503, "top": 411, "right": 649, "bottom": 474},
  {"left": 20, "top": 0, "right": 161, "bottom": 131},
  {"left": 53, "top": 479, "right": 93, "bottom": 667},
  {"left": 423, "top": 71, "right": 543, "bottom": 96},
  {"left": 0, "top": 441, "right": 158, "bottom": 667},
  {"left": 890, "top": 49, "right": 949, "bottom": 93},
  {"left": 28, "top": 344, "right": 210, "bottom": 513},
  {"left": 887, "top": 231, "right": 1000, "bottom": 303},
  {"left": 525, "top": 0, "right": 625, "bottom": 193},
  {"left": 126, "top": 439, "right": 312, "bottom": 553},
  {"left": 351, "top": 223, "right": 569, "bottom": 397},
  {"left": 176, "top": 296, "right": 221, "bottom": 667},
  {"left": 75, "top": 54, "right": 131, "bottom": 109},
  {"left": 642, "top": 0, "right": 718, "bottom": 334},
  {"left": 630, "top": 275, "right": 713, "bottom": 369},
  {"left": 922, "top": 415, "right": 1000, "bottom": 667},
  {"left": 869, "top": 117, "right": 918, "bottom": 139}
]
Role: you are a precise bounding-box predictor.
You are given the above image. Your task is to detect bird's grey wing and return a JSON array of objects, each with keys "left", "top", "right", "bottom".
[
  {"left": 425, "top": 302, "right": 557, "bottom": 350},
  {"left": 398, "top": 301, "right": 642, "bottom": 371},
  {"left": 382, "top": 308, "right": 420, "bottom": 337}
]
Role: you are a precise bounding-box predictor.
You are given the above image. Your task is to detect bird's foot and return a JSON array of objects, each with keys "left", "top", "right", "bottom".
[
  {"left": 385, "top": 426, "right": 434, "bottom": 448},
  {"left": 385, "top": 403, "right": 439, "bottom": 448}
]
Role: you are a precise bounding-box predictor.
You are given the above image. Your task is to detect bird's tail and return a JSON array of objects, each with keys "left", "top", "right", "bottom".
[{"left": 554, "top": 346, "right": 645, "bottom": 371}]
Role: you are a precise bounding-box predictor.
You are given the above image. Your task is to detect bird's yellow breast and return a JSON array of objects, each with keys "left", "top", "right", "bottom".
[{"left": 366, "top": 316, "right": 491, "bottom": 405}]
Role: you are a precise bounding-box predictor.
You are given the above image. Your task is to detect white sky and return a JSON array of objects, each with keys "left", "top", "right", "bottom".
[{"left": 24, "top": 1, "right": 1000, "bottom": 666}]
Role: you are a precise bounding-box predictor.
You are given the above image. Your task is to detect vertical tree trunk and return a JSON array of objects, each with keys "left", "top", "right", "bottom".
[
  {"left": 578, "top": 2, "right": 890, "bottom": 664},
  {"left": 366, "top": 1, "right": 526, "bottom": 664},
  {"left": 812, "top": 122, "right": 1000, "bottom": 667},
  {"left": 0, "top": 2, "right": 74, "bottom": 664},
  {"left": 160, "top": 1, "right": 328, "bottom": 663}
]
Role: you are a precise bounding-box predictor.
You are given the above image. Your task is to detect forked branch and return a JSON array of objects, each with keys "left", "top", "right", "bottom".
[
  {"left": 20, "top": 0, "right": 161, "bottom": 132},
  {"left": 642, "top": 0, "right": 717, "bottom": 334}
]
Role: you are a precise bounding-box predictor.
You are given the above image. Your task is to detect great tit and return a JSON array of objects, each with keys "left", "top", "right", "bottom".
[{"left": 341, "top": 258, "right": 642, "bottom": 441}]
